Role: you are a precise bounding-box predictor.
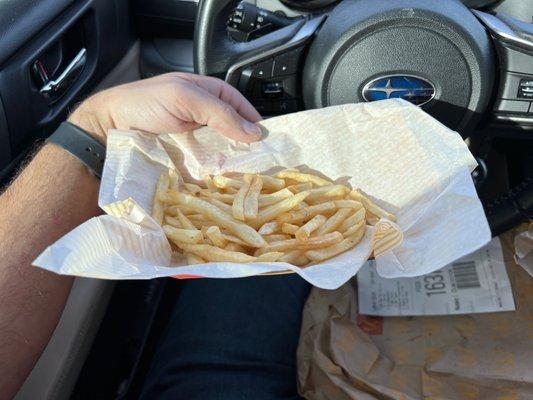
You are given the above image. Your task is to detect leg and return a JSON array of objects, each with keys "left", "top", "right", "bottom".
[{"left": 141, "top": 274, "right": 311, "bottom": 400}]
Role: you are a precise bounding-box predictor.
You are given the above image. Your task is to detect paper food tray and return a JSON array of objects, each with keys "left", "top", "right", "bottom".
[{"left": 33, "top": 99, "right": 491, "bottom": 289}]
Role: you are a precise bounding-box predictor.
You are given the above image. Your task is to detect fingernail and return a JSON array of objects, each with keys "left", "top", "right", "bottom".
[{"left": 241, "top": 120, "right": 262, "bottom": 138}]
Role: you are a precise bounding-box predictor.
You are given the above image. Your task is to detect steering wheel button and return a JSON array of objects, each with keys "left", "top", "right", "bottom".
[
  {"left": 262, "top": 82, "right": 284, "bottom": 97},
  {"left": 273, "top": 48, "right": 302, "bottom": 77},
  {"left": 518, "top": 79, "right": 533, "bottom": 99},
  {"left": 251, "top": 59, "right": 273, "bottom": 79}
]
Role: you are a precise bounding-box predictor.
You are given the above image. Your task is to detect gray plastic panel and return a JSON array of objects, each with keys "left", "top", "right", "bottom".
[
  {"left": 499, "top": 44, "right": 533, "bottom": 75},
  {"left": 494, "top": 99, "right": 530, "bottom": 113}
]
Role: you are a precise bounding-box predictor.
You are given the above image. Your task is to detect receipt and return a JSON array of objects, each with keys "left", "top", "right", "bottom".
[{"left": 357, "top": 238, "right": 515, "bottom": 316}]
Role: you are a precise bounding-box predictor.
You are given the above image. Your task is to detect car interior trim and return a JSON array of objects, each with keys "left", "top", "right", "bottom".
[{"left": 472, "top": 10, "right": 533, "bottom": 51}]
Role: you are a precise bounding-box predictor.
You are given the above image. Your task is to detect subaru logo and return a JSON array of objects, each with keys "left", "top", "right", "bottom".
[{"left": 362, "top": 75, "right": 436, "bottom": 106}]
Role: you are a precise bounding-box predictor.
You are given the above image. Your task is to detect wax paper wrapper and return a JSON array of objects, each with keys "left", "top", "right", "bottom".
[{"left": 33, "top": 99, "right": 490, "bottom": 289}]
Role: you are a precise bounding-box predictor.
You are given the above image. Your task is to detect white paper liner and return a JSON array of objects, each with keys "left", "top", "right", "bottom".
[{"left": 34, "top": 99, "right": 491, "bottom": 289}]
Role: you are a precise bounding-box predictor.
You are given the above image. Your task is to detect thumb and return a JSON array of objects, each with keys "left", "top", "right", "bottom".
[{"left": 201, "top": 96, "right": 263, "bottom": 143}]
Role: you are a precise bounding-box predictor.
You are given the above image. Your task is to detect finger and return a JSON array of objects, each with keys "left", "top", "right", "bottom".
[
  {"left": 177, "top": 74, "right": 262, "bottom": 123},
  {"left": 205, "top": 97, "right": 262, "bottom": 142},
  {"left": 185, "top": 89, "right": 262, "bottom": 143}
]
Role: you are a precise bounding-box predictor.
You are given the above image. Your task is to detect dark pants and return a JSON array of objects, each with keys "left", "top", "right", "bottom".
[{"left": 141, "top": 275, "right": 311, "bottom": 400}]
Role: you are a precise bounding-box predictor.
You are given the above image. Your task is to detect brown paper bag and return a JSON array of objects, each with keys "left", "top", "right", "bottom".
[{"left": 297, "top": 227, "right": 533, "bottom": 400}]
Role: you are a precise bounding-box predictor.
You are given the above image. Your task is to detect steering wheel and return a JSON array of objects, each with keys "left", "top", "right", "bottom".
[{"left": 194, "top": 0, "right": 533, "bottom": 135}]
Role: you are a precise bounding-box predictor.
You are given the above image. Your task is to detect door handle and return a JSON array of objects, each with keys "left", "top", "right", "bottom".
[{"left": 40, "top": 48, "right": 87, "bottom": 99}]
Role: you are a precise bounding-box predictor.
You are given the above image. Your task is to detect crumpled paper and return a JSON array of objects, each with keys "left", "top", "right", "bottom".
[
  {"left": 33, "top": 99, "right": 491, "bottom": 289},
  {"left": 297, "top": 230, "right": 533, "bottom": 399}
]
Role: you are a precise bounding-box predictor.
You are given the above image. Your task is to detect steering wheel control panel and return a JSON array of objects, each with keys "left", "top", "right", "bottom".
[
  {"left": 474, "top": 11, "right": 533, "bottom": 127},
  {"left": 235, "top": 46, "right": 304, "bottom": 114},
  {"left": 225, "top": 10, "right": 325, "bottom": 116},
  {"left": 227, "top": 2, "right": 298, "bottom": 42},
  {"left": 493, "top": 71, "right": 533, "bottom": 122}
]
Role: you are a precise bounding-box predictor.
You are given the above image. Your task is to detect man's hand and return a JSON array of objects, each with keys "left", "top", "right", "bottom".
[{"left": 69, "top": 73, "right": 263, "bottom": 143}]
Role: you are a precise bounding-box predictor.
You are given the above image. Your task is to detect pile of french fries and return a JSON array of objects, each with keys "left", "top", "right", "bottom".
[{"left": 151, "top": 168, "right": 397, "bottom": 267}]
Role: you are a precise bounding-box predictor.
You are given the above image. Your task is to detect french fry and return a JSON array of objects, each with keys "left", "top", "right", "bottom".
[
  {"left": 174, "top": 208, "right": 197, "bottom": 230},
  {"left": 277, "top": 249, "right": 303, "bottom": 264},
  {"left": 256, "top": 252, "right": 284, "bottom": 262},
  {"left": 152, "top": 171, "right": 170, "bottom": 225},
  {"left": 165, "top": 204, "right": 195, "bottom": 215},
  {"left": 258, "top": 221, "right": 280, "bottom": 235},
  {"left": 349, "top": 189, "right": 396, "bottom": 221},
  {"left": 315, "top": 208, "right": 353, "bottom": 236},
  {"left": 213, "top": 175, "right": 242, "bottom": 189},
  {"left": 205, "top": 226, "right": 228, "bottom": 247},
  {"left": 200, "top": 191, "right": 234, "bottom": 204},
  {"left": 333, "top": 200, "right": 362, "bottom": 209},
  {"left": 168, "top": 169, "right": 183, "bottom": 190},
  {"left": 179, "top": 244, "right": 257, "bottom": 263},
  {"left": 163, "top": 225, "right": 203, "bottom": 244},
  {"left": 293, "top": 254, "right": 311, "bottom": 266},
  {"left": 287, "top": 182, "right": 313, "bottom": 193},
  {"left": 224, "top": 242, "right": 246, "bottom": 252},
  {"left": 244, "top": 175, "right": 263, "bottom": 220},
  {"left": 264, "top": 234, "right": 292, "bottom": 242},
  {"left": 251, "top": 191, "right": 310, "bottom": 228},
  {"left": 165, "top": 191, "right": 266, "bottom": 247},
  {"left": 185, "top": 252, "right": 205, "bottom": 265},
  {"left": 365, "top": 210, "right": 380, "bottom": 226},
  {"left": 256, "top": 232, "right": 344, "bottom": 256},
  {"left": 295, "top": 214, "right": 327, "bottom": 242},
  {"left": 305, "top": 226, "right": 366, "bottom": 262},
  {"left": 203, "top": 174, "right": 216, "bottom": 190},
  {"left": 219, "top": 231, "right": 249, "bottom": 246},
  {"left": 190, "top": 220, "right": 216, "bottom": 230},
  {"left": 277, "top": 201, "right": 336, "bottom": 224},
  {"left": 204, "top": 196, "right": 233, "bottom": 214},
  {"left": 292, "top": 201, "right": 308, "bottom": 211},
  {"left": 259, "top": 175, "right": 285, "bottom": 191},
  {"left": 275, "top": 169, "right": 332, "bottom": 187},
  {"left": 372, "top": 222, "right": 403, "bottom": 257},
  {"left": 305, "top": 185, "right": 349, "bottom": 203},
  {"left": 164, "top": 215, "right": 182, "bottom": 228},
  {"left": 184, "top": 183, "right": 202, "bottom": 194},
  {"left": 258, "top": 188, "right": 294, "bottom": 207},
  {"left": 342, "top": 219, "right": 365, "bottom": 237},
  {"left": 188, "top": 213, "right": 209, "bottom": 221},
  {"left": 338, "top": 207, "right": 366, "bottom": 232},
  {"left": 232, "top": 174, "right": 252, "bottom": 221},
  {"left": 281, "top": 223, "right": 299, "bottom": 235}
]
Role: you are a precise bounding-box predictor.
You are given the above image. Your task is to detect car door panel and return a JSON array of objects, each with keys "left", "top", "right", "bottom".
[
  {"left": 0, "top": 0, "right": 75, "bottom": 65},
  {"left": 0, "top": 0, "right": 134, "bottom": 178}
]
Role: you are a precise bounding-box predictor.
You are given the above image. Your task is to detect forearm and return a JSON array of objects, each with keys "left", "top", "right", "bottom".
[{"left": 0, "top": 144, "right": 101, "bottom": 399}]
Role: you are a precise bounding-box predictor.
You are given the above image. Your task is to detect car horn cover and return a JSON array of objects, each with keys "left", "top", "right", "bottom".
[{"left": 302, "top": 0, "right": 495, "bottom": 133}]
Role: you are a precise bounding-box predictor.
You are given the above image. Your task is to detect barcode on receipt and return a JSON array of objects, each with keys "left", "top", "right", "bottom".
[{"left": 451, "top": 261, "right": 481, "bottom": 290}]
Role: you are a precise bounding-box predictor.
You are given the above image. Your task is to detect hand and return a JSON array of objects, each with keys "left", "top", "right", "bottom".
[{"left": 69, "top": 73, "right": 263, "bottom": 144}]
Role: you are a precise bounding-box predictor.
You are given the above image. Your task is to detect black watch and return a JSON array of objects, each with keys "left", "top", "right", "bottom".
[{"left": 46, "top": 121, "right": 106, "bottom": 179}]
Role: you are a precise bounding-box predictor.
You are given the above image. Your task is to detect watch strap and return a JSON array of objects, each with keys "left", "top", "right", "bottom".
[{"left": 47, "top": 121, "right": 106, "bottom": 178}]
